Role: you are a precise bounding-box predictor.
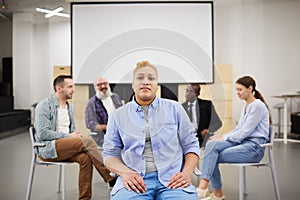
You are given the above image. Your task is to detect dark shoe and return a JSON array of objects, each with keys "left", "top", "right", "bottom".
[{"left": 108, "top": 177, "right": 117, "bottom": 188}]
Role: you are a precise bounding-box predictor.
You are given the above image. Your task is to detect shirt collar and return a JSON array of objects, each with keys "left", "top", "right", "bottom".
[
  {"left": 53, "top": 95, "right": 69, "bottom": 108},
  {"left": 188, "top": 100, "right": 197, "bottom": 106},
  {"left": 132, "top": 97, "right": 158, "bottom": 112},
  {"left": 53, "top": 95, "right": 60, "bottom": 107}
]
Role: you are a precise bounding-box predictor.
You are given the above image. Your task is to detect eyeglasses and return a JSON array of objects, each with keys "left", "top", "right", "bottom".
[{"left": 96, "top": 82, "right": 108, "bottom": 86}]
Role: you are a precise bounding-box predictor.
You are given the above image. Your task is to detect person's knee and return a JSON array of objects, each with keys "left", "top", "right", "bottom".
[
  {"left": 77, "top": 153, "right": 93, "bottom": 166},
  {"left": 70, "top": 138, "right": 86, "bottom": 152},
  {"left": 81, "top": 136, "right": 96, "bottom": 146},
  {"left": 206, "top": 140, "right": 218, "bottom": 149}
]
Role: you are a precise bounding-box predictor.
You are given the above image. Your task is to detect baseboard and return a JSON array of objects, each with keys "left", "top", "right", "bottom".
[{"left": 0, "top": 126, "right": 29, "bottom": 140}]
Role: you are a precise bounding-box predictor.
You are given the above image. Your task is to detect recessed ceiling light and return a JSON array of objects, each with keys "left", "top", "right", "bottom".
[{"left": 36, "top": 6, "right": 70, "bottom": 18}]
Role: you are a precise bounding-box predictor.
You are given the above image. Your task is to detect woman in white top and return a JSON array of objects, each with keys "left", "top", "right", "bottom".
[{"left": 197, "top": 75, "right": 272, "bottom": 200}]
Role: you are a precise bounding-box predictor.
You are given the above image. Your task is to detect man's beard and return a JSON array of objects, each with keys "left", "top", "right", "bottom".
[
  {"left": 96, "top": 87, "right": 111, "bottom": 100},
  {"left": 66, "top": 94, "right": 73, "bottom": 100}
]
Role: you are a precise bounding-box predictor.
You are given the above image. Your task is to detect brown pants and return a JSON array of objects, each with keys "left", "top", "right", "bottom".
[{"left": 40, "top": 136, "right": 114, "bottom": 200}]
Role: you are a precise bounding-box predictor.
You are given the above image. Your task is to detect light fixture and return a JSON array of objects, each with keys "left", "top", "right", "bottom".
[
  {"left": 35, "top": 6, "right": 70, "bottom": 18},
  {"left": 1, "top": 0, "right": 8, "bottom": 10}
]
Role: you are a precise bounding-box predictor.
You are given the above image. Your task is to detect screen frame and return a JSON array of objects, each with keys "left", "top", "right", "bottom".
[{"left": 71, "top": 1, "right": 214, "bottom": 84}]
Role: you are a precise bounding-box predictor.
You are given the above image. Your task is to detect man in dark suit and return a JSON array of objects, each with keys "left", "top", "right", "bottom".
[{"left": 182, "top": 84, "right": 222, "bottom": 147}]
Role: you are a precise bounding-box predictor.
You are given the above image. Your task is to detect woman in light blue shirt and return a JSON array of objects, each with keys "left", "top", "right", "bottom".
[
  {"left": 102, "top": 61, "right": 201, "bottom": 200},
  {"left": 197, "top": 76, "right": 271, "bottom": 200}
]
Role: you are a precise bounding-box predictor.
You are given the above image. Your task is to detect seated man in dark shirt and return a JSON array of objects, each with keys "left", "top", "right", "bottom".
[{"left": 85, "top": 77, "right": 122, "bottom": 147}]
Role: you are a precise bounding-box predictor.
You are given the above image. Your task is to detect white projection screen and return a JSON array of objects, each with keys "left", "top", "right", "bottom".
[{"left": 71, "top": 1, "right": 214, "bottom": 84}]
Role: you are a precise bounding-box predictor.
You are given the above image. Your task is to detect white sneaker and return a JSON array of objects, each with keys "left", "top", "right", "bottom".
[
  {"left": 200, "top": 193, "right": 225, "bottom": 200},
  {"left": 196, "top": 188, "right": 210, "bottom": 199}
]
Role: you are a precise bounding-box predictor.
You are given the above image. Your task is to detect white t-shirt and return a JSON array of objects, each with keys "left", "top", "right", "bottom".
[
  {"left": 102, "top": 96, "right": 116, "bottom": 115},
  {"left": 57, "top": 105, "right": 70, "bottom": 134},
  {"left": 189, "top": 100, "right": 198, "bottom": 129}
]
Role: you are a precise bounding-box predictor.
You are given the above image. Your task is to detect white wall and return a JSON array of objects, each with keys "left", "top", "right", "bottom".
[
  {"left": 11, "top": 0, "right": 300, "bottom": 125},
  {"left": 48, "top": 19, "right": 71, "bottom": 69},
  {"left": 214, "top": 0, "right": 300, "bottom": 124},
  {"left": 13, "top": 14, "right": 70, "bottom": 109},
  {"left": 31, "top": 21, "right": 50, "bottom": 105},
  {"left": 13, "top": 13, "right": 34, "bottom": 109}
]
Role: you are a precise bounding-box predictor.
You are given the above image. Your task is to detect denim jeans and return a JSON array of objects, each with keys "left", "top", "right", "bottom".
[
  {"left": 111, "top": 172, "right": 198, "bottom": 200},
  {"left": 201, "top": 139, "right": 265, "bottom": 190}
]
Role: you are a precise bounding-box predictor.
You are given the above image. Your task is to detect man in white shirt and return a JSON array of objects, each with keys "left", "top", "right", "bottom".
[{"left": 34, "top": 75, "right": 116, "bottom": 199}]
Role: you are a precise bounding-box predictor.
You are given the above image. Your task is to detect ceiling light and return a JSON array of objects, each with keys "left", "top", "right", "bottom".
[
  {"left": 1, "top": 0, "right": 8, "bottom": 10},
  {"left": 36, "top": 6, "right": 70, "bottom": 18}
]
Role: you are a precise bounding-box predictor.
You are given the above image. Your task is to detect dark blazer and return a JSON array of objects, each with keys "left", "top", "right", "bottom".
[{"left": 182, "top": 98, "right": 222, "bottom": 146}]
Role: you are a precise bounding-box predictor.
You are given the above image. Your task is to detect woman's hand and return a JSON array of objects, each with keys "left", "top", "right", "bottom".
[
  {"left": 168, "top": 171, "right": 191, "bottom": 189},
  {"left": 121, "top": 172, "right": 147, "bottom": 194}
]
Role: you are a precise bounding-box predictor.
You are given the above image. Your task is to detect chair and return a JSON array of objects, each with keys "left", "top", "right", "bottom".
[
  {"left": 25, "top": 126, "right": 75, "bottom": 200},
  {"left": 196, "top": 126, "right": 280, "bottom": 200},
  {"left": 227, "top": 126, "right": 280, "bottom": 200}
]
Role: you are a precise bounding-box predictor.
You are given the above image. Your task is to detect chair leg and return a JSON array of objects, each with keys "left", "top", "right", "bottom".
[
  {"left": 243, "top": 166, "right": 247, "bottom": 195},
  {"left": 269, "top": 149, "right": 281, "bottom": 200},
  {"left": 62, "top": 165, "right": 66, "bottom": 200},
  {"left": 278, "top": 108, "right": 281, "bottom": 136},
  {"left": 57, "top": 165, "right": 62, "bottom": 193},
  {"left": 25, "top": 154, "right": 37, "bottom": 200},
  {"left": 238, "top": 166, "right": 244, "bottom": 200}
]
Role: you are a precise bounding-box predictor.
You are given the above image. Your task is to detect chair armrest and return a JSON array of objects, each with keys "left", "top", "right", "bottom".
[
  {"left": 194, "top": 167, "right": 202, "bottom": 176},
  {"left": 89, "top": 132, "right": 98, "bottom": 136},
  {"left": 33, "top": 142, "right": 46, "bottom": 147},
  {"left": 260, "top": 143, "right": 272, "bottom": 148}
]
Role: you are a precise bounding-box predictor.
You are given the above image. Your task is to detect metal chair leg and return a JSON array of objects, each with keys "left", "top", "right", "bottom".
[
  {"left": 57, "top": 165, "right": 62, "bottom": 193},
  {"left": 62, "top": 165, "right": 66, "bottom": 200},
  {"left": 238, "top": 166, "right": 244, "bottom": 200},
  {"left": 25, "top": 154, "right": 37, "bottom": 200},
  {"left": 269, "top": 148, "right": 281, "bottom": 200},
  {"left": 243, "top": 166, "right": 247, "bottom": 195}
]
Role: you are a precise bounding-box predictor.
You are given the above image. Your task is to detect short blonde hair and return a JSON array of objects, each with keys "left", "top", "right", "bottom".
[{"left": 133, "top": 61, "right": 158, "bottom": 77}]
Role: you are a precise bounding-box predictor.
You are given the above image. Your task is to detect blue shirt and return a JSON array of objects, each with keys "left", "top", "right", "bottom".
[
  {"left": 224, "top": 99, "right": 269, "bottom": 143},
  {"left": 102, "top": 97, "right": 200, "bottom": 193}
]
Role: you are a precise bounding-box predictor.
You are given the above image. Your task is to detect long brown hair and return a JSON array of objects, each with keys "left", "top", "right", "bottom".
[{"left": 236, "top": 75, "right": 272, "bottom": 124}]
